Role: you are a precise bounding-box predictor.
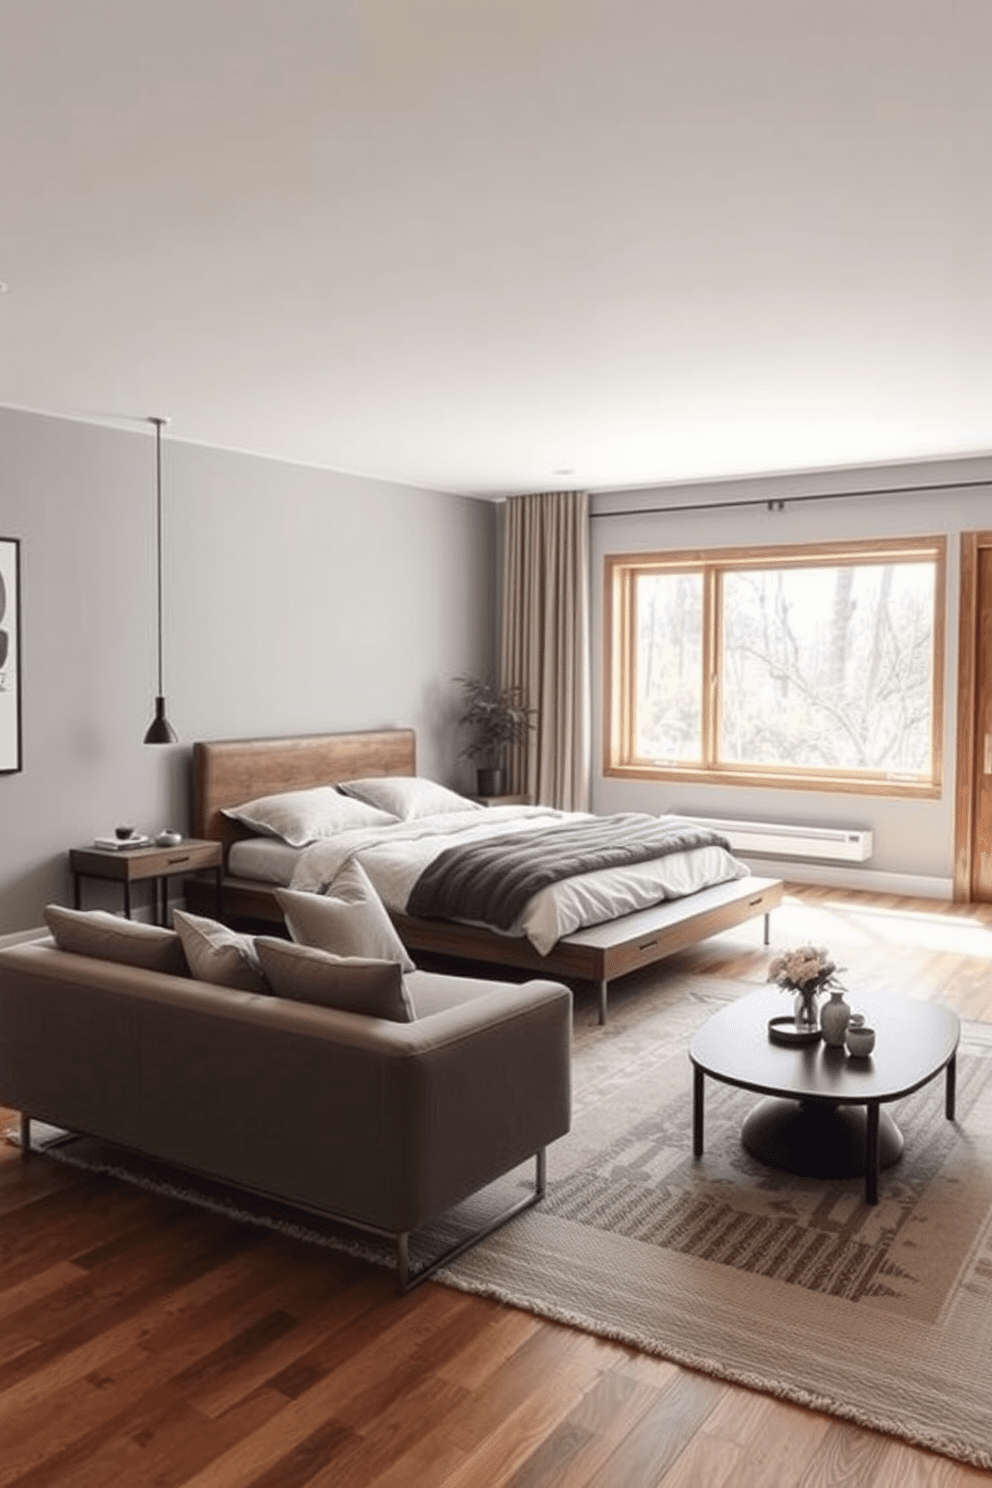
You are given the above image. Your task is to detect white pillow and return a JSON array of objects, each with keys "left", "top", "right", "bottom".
[
  {"left": 172, "top": 911, "right": 269, "bottom": 993},
  {"left": 339, "top": 775, "right": 482, "bottom": 822},
  {"left": 276, "top": 861, "right": 415, "bottom": 972},
  {"left": 222, "top": 786, "right": 398, "bottom": 847},
  {"left": 255, "top": 938, "right": 414, "bottom": 1023}
]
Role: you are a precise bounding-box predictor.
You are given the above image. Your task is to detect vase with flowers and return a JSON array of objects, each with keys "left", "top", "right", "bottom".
[{"left": 767, "top": 944, "right": 846, "bottom": 1034}]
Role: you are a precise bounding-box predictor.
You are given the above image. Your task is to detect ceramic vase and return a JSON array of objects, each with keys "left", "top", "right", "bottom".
[{"left": 819, "top": 989, "right": 851, "bottom": 1047}]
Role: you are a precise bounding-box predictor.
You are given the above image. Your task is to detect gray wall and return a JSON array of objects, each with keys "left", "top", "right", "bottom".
[
  {"left": 0, "top": 408, "right": 496, "bottom": 932},
  {"left": 590, "top": 456, "right": 992, "bottom": 896}
]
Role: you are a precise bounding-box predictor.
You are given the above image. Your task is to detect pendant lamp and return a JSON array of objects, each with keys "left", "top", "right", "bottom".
[{"left": 143, "top": 416, "right": 178, "bottom": 744}]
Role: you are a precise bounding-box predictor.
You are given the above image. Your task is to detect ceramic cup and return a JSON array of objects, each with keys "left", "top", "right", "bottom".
[
  {"left": 846, "top": 1024, "right": 876, "bottom": 1057},
  {"left": 114, "top": 826, "right": 135, "bottom": 840}
]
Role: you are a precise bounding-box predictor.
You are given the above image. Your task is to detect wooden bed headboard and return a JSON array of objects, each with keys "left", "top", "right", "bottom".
[{"left": 192, "top": 727, "right": 417, "bottom": 861}]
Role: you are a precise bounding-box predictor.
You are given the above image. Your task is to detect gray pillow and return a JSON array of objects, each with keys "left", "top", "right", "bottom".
[
  {"left": 172, "top": 910, "right": 269, "bottom": 993},
  {"left": 255, "top": 937, "right": 414, "bottom": 1022},
  {"left": 222, "top": 786, "right": 397, "bottom": 846},
  {"left": 275, "top": 860, "right": 415, "bottom": 972},
  {"left": 43, "top": 905, "right": 188, "bottom": 977}
]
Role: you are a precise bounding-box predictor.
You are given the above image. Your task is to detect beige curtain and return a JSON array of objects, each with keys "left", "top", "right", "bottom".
[{"left": 499, "top": 490, "right": 590, "bottom": 811}]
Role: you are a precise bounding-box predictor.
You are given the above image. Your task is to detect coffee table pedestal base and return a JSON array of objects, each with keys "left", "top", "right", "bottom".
[{"left": 742, "top": 1098, "right": 904, "bottom": 1180}]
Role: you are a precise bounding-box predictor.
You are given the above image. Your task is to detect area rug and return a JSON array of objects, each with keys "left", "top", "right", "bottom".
[{"left": 19, "top": 975, "right": 992, "bottom": 1469}]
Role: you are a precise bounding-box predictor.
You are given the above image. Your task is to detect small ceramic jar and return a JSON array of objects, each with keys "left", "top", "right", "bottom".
[
  {"left": 845, "top": 1015, "right": 876, "bottom": 1057},
  {"left": 820, "top": 989, "right": 851, "bottom": 1047}
]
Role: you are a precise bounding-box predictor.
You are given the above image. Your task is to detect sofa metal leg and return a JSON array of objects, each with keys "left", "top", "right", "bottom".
[
  {"left": 597, "top": 979, "right": 608, "bottom": 1025},
  {"left": 396, "top": 1148, "right": 548, "bottom": 1293}
]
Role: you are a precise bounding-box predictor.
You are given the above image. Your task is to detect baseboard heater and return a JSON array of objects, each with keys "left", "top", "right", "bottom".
[{"left": 692, "top": 817, "right": 873, "bottom": 863}]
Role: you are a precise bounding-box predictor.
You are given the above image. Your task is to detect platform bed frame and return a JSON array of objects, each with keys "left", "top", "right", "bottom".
[{"left": 189, "top": 728, "right": 783, "bottom": 1023}]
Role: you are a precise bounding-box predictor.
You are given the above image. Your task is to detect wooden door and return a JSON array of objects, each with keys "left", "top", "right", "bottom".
[{"left": 956, "top": 533, "right": 992, "bottom": 900}]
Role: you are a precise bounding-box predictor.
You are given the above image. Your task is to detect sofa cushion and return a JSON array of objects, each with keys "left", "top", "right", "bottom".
[
  {"left": 222, "top": 786, "right": 397, "bottom": 846},
  {"left": 255, "top": 937, "right": 415, "bottom": 1022},
  {"left": 172, "top": 910, "right": 269, "bottom": 993},
  {"left": 275, "top": 861, "right": 415, "bottom": 972},
  {"left": 43, "top": 905, "right": 188, "bottom": 977}
]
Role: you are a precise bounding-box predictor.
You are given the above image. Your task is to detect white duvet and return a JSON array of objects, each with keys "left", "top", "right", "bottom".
[{"left": 242, "top": 805, "right": 749, "bottom": 956}]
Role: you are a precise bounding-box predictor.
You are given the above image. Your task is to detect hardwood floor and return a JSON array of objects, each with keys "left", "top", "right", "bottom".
[{"left": 3, "top": 883, "right": 992, "bottom": 1486}]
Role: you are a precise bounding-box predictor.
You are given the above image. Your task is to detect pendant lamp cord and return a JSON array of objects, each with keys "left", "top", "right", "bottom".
[{"left": 150, "top": 416, "right": 167, "bottom": 696}]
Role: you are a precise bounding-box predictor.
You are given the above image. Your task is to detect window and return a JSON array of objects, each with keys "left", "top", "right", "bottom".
[{"left": 605, "top": 537, "right": 945, "bottom": 796}]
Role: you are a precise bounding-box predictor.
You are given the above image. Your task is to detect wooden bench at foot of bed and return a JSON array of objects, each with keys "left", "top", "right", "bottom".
[
  {"left": 393, "top": 874, "right": 782, "bottom": 1023},
  {"left": 189, "top": 870, "right": 782, "bottom": 1024}
]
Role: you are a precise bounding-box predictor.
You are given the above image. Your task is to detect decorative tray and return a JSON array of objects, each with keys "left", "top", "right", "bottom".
[{"left": 767, "top": 1016, "right": 822, "bottom": 1047}]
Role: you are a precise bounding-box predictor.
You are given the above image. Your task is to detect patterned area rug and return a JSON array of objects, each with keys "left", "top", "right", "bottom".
[
  {"left": 22, "top": 975, "right": 992, "bottom": 1469},
  {"left": 438, "top": 977, "right": 992, "bottom": 1469}
]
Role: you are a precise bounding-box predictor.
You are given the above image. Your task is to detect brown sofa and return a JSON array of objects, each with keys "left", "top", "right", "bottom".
[{"left": 0, "top": 938, "right": 571, "bottom": 1289}]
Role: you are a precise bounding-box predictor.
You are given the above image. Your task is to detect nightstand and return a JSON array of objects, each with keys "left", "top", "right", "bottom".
[
  {"left": 69, "top": 838, "right": 223, "bottom": 925},
  {"left": 472, "top": 793, "right": 534, "bottom": 807}
]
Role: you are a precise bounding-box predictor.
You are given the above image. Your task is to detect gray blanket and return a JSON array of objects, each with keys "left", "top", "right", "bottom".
[{"left": 405, "top": 814, "right": 732, "bottom": 931}]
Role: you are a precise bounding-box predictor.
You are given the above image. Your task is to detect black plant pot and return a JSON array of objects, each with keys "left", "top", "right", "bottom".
[{"left": 476, "top": 767, "right": 506, "bottom": 798}]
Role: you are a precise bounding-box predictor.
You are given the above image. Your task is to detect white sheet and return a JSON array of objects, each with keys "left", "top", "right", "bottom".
[{"left": 282, "top": 806, "right": 749, "bottom": 956}]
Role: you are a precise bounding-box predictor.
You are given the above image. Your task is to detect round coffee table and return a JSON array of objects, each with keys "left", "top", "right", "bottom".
[{"left": 689, "top": 987, "right": 960, "bottom": 1203}]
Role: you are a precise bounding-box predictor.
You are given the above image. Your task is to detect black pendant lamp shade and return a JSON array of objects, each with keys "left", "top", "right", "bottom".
[{"left": 143, "top": 416, "right": 178, "bottom": 744}]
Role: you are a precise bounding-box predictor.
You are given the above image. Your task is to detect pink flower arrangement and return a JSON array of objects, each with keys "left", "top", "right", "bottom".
[{"left": 768, "top": 944, "right": 845, "bottom": 995}]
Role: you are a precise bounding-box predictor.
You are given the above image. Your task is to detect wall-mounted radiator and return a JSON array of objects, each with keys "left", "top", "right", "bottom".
[{"left": 692, "top": 817, "right": 874, "bottom": 863}]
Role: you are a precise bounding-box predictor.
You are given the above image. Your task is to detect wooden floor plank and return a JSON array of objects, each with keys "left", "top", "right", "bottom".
[{"left": 576, "top": 1368, "right": 725, "bottom": 1487}]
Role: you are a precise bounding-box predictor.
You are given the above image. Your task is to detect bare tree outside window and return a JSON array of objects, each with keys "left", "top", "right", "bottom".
[
  {"left": 720, "top": 563, "right": 935, "bottom": 773},
  {"left": 635, "top": 572, "right": 703, "bottom": 762}
]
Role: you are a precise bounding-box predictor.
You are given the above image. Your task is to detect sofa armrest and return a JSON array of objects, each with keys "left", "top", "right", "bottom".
[{"left": 386, "top": 977, "right": 572, "bottom": 1228}]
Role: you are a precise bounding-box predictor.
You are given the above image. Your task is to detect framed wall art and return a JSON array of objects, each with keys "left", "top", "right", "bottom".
[{"left": 0, "top": 537, "right": 22, "bottom": 773}]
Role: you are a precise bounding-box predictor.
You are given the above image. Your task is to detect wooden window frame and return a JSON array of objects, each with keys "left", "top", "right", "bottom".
[{"left": 604, "top": 536, "right": 946, "bottom": 799}]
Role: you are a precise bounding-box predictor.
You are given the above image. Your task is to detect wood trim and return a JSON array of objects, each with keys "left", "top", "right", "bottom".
[
  {"left": 603, "top": 534, "right": 946, "bottom": 573},
  {"left": 954, "top": 532, "right": 992, "bottom": 900}
]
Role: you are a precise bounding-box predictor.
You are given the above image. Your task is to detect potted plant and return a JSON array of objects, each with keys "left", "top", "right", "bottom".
[{"left": 456, "top": 675, "right": 536, "bottom": 798}]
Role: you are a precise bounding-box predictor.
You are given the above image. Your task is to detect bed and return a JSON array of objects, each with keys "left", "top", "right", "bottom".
[{"left": 187, "top": 727, "right": 782, "bottom": 1022}]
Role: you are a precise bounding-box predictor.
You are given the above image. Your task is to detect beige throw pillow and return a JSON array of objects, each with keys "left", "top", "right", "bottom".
[
  {"left": 255, "top": 938, "right": 414, "bottom": 1022},
  {"left": 44, "top": 905, "right": 188, "bottom": 977},
  {"left": 275, "top": 860, "right": 415, "bottom": 972},
  {"left": 172, "top": 910, "right": 269, "bottom": 993}
]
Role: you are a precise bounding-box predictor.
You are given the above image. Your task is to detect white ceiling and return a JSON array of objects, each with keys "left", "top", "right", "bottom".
[{"left": 2, "top": 0, "right": 990, "bottom": 498}]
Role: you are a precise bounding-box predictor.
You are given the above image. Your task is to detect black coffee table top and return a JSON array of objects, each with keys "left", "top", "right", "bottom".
[{"left": 690, "top": 986, "right": 960, "bottom": 1107}]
